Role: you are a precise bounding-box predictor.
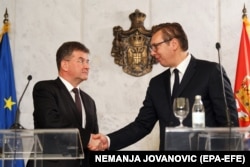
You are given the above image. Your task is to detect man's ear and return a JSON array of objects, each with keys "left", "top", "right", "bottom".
[
  {"left": 61, "top": 60, "right": 69, "bottom": 71},
  {"left": 171, "top": 38, "right": 179, "bottom": 50}
]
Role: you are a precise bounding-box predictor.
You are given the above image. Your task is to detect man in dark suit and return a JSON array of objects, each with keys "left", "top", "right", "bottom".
[
  {"left": 27, "top": 41, "right": 101, "bottom": 167},
  {"left": 89, "top": 22, "right": 239, "bottom": 151}
]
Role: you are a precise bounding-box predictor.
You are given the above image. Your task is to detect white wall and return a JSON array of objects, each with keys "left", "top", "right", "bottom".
[{"left": 0, "top": 0, "right": 249, "bottom": 150}]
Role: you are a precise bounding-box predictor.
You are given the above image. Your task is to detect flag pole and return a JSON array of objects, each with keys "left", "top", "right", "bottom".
[
  {"left": 3, "top": 8, "right": 8, "bottom": 24},
  {"left": 0, "top": 8, "right": 9, "bottom": 42},
  {"left": 242, "top": 4, "right": 247, "bottom": 19}
]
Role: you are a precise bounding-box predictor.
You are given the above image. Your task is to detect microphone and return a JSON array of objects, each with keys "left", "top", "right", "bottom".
[
  {"left": 10, "top": 75, "right": 32, "bottom": 129},
  {"left": 215, "top": 42, "right": 231, "bottom": 127},
  {"left": 216, "top": 42, "right": 220, "bottom": 50}
]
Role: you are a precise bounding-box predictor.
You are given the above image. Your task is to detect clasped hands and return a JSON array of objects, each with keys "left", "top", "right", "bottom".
[{"left": 88, "top": 133, "right": 108, "bottom": 151}]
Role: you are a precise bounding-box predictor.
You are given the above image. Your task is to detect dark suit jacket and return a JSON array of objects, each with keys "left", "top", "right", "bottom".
[
  {"left": 107, "top": 55, "right": 239, "bottom": 151},
  {"left": 27, "top": 77, "right": 98, "bottom": 167}
]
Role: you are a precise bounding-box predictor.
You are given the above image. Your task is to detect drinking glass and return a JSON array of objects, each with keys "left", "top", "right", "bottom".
[{"left": 173, "top": 97, "right": 189, "bottom": 127}]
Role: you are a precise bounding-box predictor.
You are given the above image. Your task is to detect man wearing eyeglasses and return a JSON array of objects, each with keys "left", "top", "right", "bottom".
[
  {"left": 89, "top": 22, "right": 239, "bottom": 151},
  {"left": 27, "top": 41, "right": 101, "bottom": 167}
]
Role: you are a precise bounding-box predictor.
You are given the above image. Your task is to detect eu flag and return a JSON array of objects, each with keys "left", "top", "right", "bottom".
[
  {"left": 0, "top": 20, "right": 25, "bottom": 167},
  {"left": 0, "top": 29, "right": 17, "bottom": 129}
]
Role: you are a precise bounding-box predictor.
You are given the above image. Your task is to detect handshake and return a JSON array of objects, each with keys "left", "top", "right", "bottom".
[{"left": 88, "top": 133, "right": 109, "bottom": 151}]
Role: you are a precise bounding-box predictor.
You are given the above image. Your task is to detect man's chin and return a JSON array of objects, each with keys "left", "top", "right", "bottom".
[{"left": 81, "top": 77, "right": 88, "bottom": 81}]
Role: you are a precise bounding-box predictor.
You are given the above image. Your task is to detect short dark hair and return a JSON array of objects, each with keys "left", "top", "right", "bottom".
[
  {"left": 56, "top": 41, "right": 90, "bottom": 70},
  {"left": 151, "top": 22, "right": 188, "bottom": 51}
]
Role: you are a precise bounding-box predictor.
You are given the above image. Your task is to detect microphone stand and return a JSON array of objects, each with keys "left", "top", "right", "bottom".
[
  {"left": 8, "top": 75, "right": 32, "bottom": 166},
  {"left": 10, "top": 75, "right": 32, "bottom": 130},
  {"left": 215, "top": 42, "right": 232, "bottom": 150},
  {"left": 215, "top": 43, "right": 231, "bottom": 127}
]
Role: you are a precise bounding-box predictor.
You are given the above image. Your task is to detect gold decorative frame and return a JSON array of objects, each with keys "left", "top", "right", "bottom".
[{"left": 111, "top": 9, "right": 157, "bottom": 77}]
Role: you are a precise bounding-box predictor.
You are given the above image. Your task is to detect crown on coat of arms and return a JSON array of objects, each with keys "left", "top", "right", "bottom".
[
  {"left": 129, "top": 32, "right": 146, "bottom": 46},
  {"left": 129, "top": 9, "right": 146, "bottom": 26}
]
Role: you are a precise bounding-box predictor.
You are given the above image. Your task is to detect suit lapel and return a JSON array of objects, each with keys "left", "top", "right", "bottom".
[
  {"left": 79, "top": 91, "right": 91, "bottom": 130},
  {"left": 165, "top": 69, "right": 172, "bottom": 104},
  {"left": 55, "top": 78, "right": 82, "bottom": 126},
  {"left": 176, "top": 56, "right": 197, "bottom": 97}
]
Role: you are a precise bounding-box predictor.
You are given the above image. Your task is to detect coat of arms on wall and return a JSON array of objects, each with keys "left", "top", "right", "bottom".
[{"left": 111, "top": 9, "right": 157, "bottom": 77}]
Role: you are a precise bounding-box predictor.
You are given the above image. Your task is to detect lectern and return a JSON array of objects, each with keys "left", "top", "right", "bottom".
[
  {"left": 165, "top": 127, "right": 250, "bottom": 151},
  {"left": 0, "top": 128, "right": 84, "bottom": 167}
]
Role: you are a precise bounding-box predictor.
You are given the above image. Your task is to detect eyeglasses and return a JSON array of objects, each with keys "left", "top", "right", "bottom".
[
  {"left": 64, "top": 57, "right": 89, "bottom": 65},
  {"left": 76, "top": 58, "right": 89, "bottom": 64},
  {"left": 149, "top": 38, "right": 173, "bottom": 52}
]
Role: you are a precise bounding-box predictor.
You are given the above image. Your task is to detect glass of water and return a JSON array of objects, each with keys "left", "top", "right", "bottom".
[{"left": 173, "top": 97, "right": 189, "bottom": 127}]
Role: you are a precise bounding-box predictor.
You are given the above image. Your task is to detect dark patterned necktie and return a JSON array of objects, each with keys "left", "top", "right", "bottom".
[{"left": 72, "top": 88, "right": 82, "bottom": 123}]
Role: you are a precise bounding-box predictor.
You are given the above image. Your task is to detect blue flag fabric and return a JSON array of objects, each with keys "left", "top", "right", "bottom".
[
  {"left": 0, "top": 31, "right": 24, "bottom": 167},
  {"left": 0, "top": 32, "right": 17, "bottom": 129}
]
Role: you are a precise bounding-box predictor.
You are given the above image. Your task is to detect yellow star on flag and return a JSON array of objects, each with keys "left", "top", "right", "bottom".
[{"left": 4, "top": 96, "right": 16, "bottom": 111}]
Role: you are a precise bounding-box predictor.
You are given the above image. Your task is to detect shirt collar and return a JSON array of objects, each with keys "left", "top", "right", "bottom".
[
  {"left": 59, "top": 76, "right": 80, "bottom": 92},
  {"left": 170, "top": 53, "right": 191, "bottom": 75}
]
